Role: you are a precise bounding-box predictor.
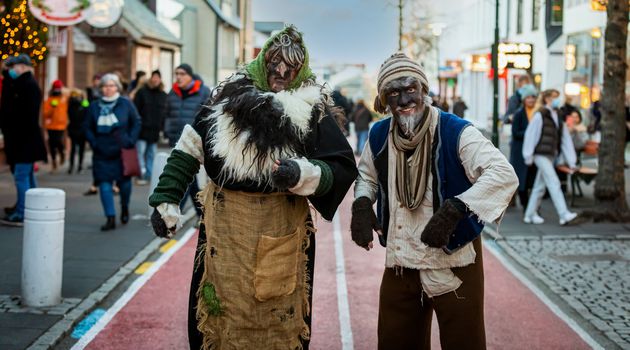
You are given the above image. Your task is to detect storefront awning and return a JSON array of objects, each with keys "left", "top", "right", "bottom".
[{"left": 120, "top": 0, "right": 182, "bottom": 46}]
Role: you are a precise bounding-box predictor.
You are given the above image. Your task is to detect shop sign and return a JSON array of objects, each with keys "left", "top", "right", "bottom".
[
  {"left": 470, "top": 54, "right": 490, "bottom": 72},
  {"left": 29, "top": 0, "right": 92, "bottom": 26},
  {"left": 498, "top": 42, "right": 533, "bottom": 70},
  {"left": 86, "top": 0, "right": 123, "bottom": 29},
  {"left": 565, "top": 44, "right": 577, "bottom": 71}
]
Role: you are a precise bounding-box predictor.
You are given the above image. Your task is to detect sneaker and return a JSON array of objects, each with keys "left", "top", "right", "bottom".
[
  {"left": 524, "top": 214, "right": 545, "bottom": 224},
  {"left": 560, "top": 212, "right": 578, "bottom": 226},
  {"left": 0, "top": 212, "right": 24, "bottom": 227},
  {"left": 135, "top": 179, "right": 148, "bottom": 186}
]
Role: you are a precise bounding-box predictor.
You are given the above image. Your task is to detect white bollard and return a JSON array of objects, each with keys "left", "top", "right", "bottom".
[
  {"left": 21, "top": 188, "right": 66, "bottom": 307},
  {"left": 148, "top": 152, "right": 170, "bottom": 216}
]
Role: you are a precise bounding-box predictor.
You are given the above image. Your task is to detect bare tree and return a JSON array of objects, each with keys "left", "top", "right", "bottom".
[{"left": 592, "top": 0, "right": 629, "bottom": 221}]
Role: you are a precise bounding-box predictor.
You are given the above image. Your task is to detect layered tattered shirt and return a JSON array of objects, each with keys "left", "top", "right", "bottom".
[{"left": 355, "top": 108, "right": 518, "bottom": 297}]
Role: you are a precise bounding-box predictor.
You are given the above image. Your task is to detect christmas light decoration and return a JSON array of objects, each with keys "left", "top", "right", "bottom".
[{"left": 0, "top": 0, "right": 48, "bottom": 65}]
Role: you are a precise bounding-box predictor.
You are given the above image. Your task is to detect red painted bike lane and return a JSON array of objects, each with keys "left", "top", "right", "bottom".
[{"left": 77, "top": 195, "right": 591, "bottom": 350}]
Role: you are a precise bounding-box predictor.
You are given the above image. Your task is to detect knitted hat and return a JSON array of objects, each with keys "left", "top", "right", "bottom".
[
  {"left": 52, "top": 79, "right": 63, "bottom": 90},
  {"left": 6, "top": 53, "right": 33, "bottom": 67},
  {"left": 519, "top": 84, "right": 538, "bottom": 99},
  {"left": 374, "top": 52, "right": 429, "bottom": 113},
  {"left": 176, "top": 63, "right": 194, "bottom": 77}
]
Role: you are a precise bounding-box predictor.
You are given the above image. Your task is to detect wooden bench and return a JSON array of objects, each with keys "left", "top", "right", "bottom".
[{"left": 556, "top": 140, "right": 599, "bottom": 206}]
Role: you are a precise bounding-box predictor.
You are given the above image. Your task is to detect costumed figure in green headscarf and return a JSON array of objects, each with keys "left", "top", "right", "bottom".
[{"left": 148, "top": 25, "right": 357, "bottom": 349}]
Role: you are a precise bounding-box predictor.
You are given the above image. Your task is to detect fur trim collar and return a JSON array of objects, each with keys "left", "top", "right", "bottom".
[{"left": 205, "top": 79, "right": 330, "bottom": 186}]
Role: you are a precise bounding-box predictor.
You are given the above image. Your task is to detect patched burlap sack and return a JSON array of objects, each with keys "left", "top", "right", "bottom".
[{"left": 196, "top": 182, "right": 313, "bottom": 350}]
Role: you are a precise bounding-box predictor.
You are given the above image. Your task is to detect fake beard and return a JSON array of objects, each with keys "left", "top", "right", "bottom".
[{"left": 397, "top": 112, "right": 423, "bottom": 138}]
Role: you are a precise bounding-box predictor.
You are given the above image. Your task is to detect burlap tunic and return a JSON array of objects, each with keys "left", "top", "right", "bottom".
[{"left": 196, "top": 183, "right": 314, "bottom": 350}]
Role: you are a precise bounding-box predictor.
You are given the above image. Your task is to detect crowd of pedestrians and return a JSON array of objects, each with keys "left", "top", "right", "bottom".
[{"left": 0, "top": 54, "right": 210, "bottom": 230}]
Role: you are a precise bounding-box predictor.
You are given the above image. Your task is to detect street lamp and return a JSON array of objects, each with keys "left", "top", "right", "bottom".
[{"left": 491, "top": 0, "right": 500, "bottom": 147}]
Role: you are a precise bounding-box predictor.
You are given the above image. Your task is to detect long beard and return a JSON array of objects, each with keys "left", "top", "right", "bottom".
[{"left": 397, "top": 111, "right": 424, "bottom": 138}]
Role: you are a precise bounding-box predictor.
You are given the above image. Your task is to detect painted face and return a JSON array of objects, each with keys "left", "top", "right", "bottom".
[
  {"left": 385, "top": 77, "right": 424, "bottom": 119},
  {"left": 266, "top": 52, "right": 300, "bottom": 92}
]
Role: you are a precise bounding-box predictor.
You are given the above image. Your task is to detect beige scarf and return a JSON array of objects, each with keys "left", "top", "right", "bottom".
[{"left": 391, "top": 106, "right": 434, "bottom": 210}]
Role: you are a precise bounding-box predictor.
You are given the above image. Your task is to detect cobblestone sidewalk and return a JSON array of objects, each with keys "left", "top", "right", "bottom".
[{"left": 494, "top": 234, "right": 630, "bottom": 349}]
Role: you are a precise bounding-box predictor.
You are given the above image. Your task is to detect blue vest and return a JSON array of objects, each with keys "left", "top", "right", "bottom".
[{"left": 368, "top": 111, "right": 484, "bottom": 253}]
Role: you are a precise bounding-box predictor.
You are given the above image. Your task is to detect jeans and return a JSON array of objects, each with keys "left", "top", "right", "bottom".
[
  {"left": 524, "top": 155, "right": 570, "bottom": 219},
  {"left": 136, "top": 140, "right": 157, "bottom": 180},
  {"left": 69, "top": 135, "right": 86, "bottom": 171},
  {"left": 12, "top": 163, "right": 37, "bottom": 219},
  {"left": 356, "top": 130, "right": 369, "bottom": 155},
  {"left": 99, "top": 178, "right": 132, "bottom": 217}
]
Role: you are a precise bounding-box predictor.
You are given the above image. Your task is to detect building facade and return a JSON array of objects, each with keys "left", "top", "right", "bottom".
[{"left": 432, "top": 0, "right": 624, "bottom": 131}]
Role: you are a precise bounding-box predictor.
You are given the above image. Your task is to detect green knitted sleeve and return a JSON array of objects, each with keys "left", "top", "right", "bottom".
[
  {"left": 309, "top": 159, "right": 333, "bottom": 197},
  {"left": 149, "top": 149, "right": 201, "bottom": 207}
]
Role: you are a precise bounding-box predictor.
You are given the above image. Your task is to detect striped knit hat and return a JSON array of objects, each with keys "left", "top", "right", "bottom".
[{"left": 374, "top": 52, "right": 429, "bottom": 113}]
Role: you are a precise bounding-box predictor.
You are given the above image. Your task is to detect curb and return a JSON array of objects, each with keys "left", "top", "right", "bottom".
[{"left": 26, "top": 209, "right": 198, "bottom": 350}]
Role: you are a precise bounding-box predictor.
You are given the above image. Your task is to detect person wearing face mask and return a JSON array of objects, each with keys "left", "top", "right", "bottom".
[
  {"left": 351, "top": 53, "right": 518, "bottom": 349},
  {"left": 149, "top": 25, "right": 357, "bottom": 349},
  {"left": 522, "top": 89, "right": 578, "bottom": 225},
  {"left": 510, "top": 84, "right": 538, "bottom": 211},
  {"left": 0, "top": 54, "right": 47, "bottom": 226}
]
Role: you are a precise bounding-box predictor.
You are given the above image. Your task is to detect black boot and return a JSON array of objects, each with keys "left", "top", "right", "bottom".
[
  {"left": 121, "top": 206, "right": 129, "bottom": 224},
  {"left": 101, "top": 216, "right": 116, "bottom": 231}
]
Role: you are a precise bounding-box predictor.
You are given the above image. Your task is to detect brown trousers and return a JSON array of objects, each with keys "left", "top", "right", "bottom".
[{"left": 377, "top": 237, "right": 485, "bottom": 350}]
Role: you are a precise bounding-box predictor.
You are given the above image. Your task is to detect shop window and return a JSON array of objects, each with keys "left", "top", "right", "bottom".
[
  {"left": 517, "top": 0, "right": 523, "bottom": 34},
  {"left": 532, "top": 0, "right": 541, "bottom": 31}
]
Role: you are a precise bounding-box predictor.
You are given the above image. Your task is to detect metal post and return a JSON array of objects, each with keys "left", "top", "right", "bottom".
[
  {"left": 148, "top": 152, "right": 170, "bottom": 216},
  {"left": 491, "top": 0, "right": 500, "bottom": 147},
  {"left": 22, "top": 188, "right": 66, "bottom": 307},
  {"left": 398, "top": 0, "right": 404, "bottom": 51}
]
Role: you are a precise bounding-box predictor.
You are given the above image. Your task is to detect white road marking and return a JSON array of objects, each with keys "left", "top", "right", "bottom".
[
  {"left": 484, "top": 238, "right": 604, "bottom": 350},
  {"left": 333, "top": 212, "right": 354, "bottom": 350},
  {"left": 70, "top": 227, "right": 197, "bottom": 350}
]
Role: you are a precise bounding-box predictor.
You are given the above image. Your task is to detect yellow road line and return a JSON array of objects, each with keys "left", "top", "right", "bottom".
[
  {"left": 134, "top": 262, "right": 154, "bottom": 275},
  {"left": 159, "top": 239, "right": 178, "bottom": 253}
]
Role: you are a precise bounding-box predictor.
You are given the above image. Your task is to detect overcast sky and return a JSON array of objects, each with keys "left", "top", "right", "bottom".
[{"left": 251, "top": 0, "right": 399, "bottom": 74}]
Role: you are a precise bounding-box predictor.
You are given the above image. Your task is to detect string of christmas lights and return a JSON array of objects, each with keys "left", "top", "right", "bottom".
[{"left": 0, "top": 0, "right": 48, "bottom": 65}]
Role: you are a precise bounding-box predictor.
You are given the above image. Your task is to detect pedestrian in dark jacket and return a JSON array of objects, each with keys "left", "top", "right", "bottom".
[
  {"left": 67, "top": 89, "right": 89, "bottom": 174},
  {"left": 351, "top": 100, "right": 372, "bottom": 155},
  {"left": 164, "top": 64, "right": 210, "bottom": 217},
  {"left": 165, "top": 64, "right": 211, "bottom": 145},
  {"left": 452, "top": 96, "right": 468, "bottom": 118},
  {"left": 510, "top": 85, "right": 538, "bottom": 211},
  {"left": 503, "top": 75, "right": 531, "bottom": 123},
  {"left": 134, "top": 70, "right": 167, "bottom": 183},
  {"left": 0, "top": 54, "right": 47, "bottom": 226},
  {"left": 84, "top": 73, "right": 141, "bottom": 231}
]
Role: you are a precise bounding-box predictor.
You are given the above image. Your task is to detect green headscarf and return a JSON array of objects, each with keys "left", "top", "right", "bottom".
[{"left": 245, "top": 26, "right": 315, "bottom": 92}]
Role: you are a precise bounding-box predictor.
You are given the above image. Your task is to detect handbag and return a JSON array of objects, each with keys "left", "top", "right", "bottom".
[{"left": 121, "top": 147, "right": 141, "bottom": 177}]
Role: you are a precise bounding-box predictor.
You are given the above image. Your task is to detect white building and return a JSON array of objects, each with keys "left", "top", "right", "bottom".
[{"left": 433, "top": 0, "right": 611, "bottom": 131}]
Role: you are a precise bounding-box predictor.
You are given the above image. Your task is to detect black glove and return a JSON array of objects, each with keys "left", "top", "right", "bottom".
[
  {"left": 271, "top": 159, "right": 301, "bottom": 190},
  {"left": 420, "top": 198, "right": 467, "bottom": 248},
  {"left": 350, "top": 197, "right": 381, "bottom": 249},
  {"left": 151, "top": 208, "right": 175, "bottom": 238}
]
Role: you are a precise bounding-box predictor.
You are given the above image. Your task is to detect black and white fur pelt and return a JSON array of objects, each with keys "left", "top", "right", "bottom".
[{"left": 198, "top": 73, "right": 339, "bottom": 186}]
